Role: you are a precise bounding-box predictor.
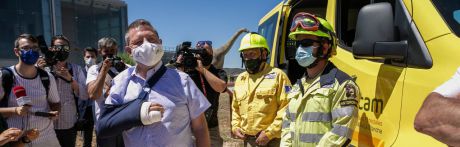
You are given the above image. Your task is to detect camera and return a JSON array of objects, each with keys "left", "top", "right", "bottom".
[
  {"left": 175, "top": 41, "right": 206, "bottom": 71},
  {"left": 36, "top": 35, "right": 70, "bottom": 66},
  {"left": 107, "top": 56, "right": 126, "bottom": 72},
  {"left": 37, "top": 35, "right": 56, "bottom": 66}
]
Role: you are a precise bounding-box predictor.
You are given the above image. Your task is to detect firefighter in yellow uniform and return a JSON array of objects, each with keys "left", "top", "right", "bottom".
[
  {"left": 231, "top": 33, "right": 291, "bottom": 147},
  {"left": 280, "top": 13, "right": 360, "bottom": 147}
]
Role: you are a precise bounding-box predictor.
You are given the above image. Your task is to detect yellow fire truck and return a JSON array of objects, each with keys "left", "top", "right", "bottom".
[{"left": 258, "top": 0, "right": 460, "bottom": 146}]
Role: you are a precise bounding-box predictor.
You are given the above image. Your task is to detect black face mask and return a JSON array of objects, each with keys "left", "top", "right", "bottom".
[
  {"left": 201, "top": 52, "right": 213, "bottom": 66},
  {"left": 54, "top": 51, "right": 69, "bottom": 61},
  {"left": 244, "top": 58, "right": 264, "bottom": 74}
]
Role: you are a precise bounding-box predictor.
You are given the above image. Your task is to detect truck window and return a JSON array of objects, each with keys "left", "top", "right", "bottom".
[
  {"left": 336, "top": 0, "right": 371, "bottom": 50},
  {"left": 432, "top": 0, "right": 460, "bottom": 37},
  {"left": 336, "top": 0, "right": 395, "bottom": 51},
  {"left": 258, "top": 12, "right": 279, "bottom": 64}
]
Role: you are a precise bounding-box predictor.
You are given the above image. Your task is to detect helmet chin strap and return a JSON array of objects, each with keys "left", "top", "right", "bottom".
[
  {"left": 306, "top": 58, "right": 320, "bottom": 69},
  {"left": 307, "top": 40, "right": 329, "bottom": 69}
]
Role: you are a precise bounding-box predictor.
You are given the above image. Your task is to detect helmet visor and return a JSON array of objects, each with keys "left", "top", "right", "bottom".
[{"left": 290, "top": 13, "right": 320, "bottom": 32}]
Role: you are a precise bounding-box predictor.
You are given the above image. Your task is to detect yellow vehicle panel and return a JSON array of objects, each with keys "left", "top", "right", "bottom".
[
  {"left": 394, "top": 33, "right": 460, "bottom": 146},
  {"left": 332, "top": 46, "right": 405, "bottom": 147},
  {"left": 402, "top": 0, "right": 412, "bottom": 16},
  {"left": 259, "top": 0, "right": 460, "bottom": 146},
  {"left": 412, "top": 0, "right": 451, "bottom": 41}
]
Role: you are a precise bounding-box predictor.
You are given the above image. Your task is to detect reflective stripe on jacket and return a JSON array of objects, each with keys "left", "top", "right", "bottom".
[{"left": 281, "top": 62, "right": 360, "bottom": 147}]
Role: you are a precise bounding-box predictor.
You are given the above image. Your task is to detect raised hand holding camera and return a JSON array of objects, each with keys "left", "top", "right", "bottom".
[
  {"left": 175, "top": 41, "right": 208, "bottom": 72},
  {"left": 100, "top": 57, "right": 113, "bottom": 73}
]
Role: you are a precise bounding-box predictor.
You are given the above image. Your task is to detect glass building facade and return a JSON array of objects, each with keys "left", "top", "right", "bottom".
[{"left": 0, "top": 0, "right": 127, "bottom": 66}]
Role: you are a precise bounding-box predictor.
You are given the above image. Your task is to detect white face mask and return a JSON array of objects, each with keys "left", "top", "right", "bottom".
[
  {"left": 85, "top": 57, "right": 96, "bottom": 67},
  {"left": 132, "top": 39, "right": 164, "bottom": 67}
]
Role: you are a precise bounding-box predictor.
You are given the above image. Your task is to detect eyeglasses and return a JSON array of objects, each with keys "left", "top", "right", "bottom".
[
  {"left": 296, "top": 39, "right": 322, "bottom": 47},
  {"left": 20, "top": 48, "right": 39, "bottom": 52},
  {"left": 290, "top": 12, "right": 321, "bottom": 32},
  {"left": 196, "top": 41, "right": 212, "bottom": 47}
]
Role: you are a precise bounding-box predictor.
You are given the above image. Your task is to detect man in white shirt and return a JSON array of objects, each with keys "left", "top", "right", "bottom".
[{"left": 87, "top": 37, "right": 127, "bottom": 147}]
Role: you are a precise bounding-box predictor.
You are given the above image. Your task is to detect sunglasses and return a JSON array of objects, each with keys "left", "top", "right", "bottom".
[
  {"left": 53, "top": 45, "right": 70, "bottom": 52},
  {"left": 196, "top": 41, "right": 212, "bottom": 47},
  {"left": 296, "top": 39, "right": 322, "bottom": 47},
  {"left": 290, "top": 12, "right": 321, "bottom": 32}
]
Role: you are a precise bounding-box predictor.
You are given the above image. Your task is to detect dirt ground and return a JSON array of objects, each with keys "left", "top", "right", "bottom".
[{"left": 75, "top": 90, "right": 242, "bottom": 147}]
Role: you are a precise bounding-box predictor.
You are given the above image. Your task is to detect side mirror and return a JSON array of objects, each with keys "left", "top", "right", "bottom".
[{"left": 352, "top": 2, "right": 407, "bottom": 60}]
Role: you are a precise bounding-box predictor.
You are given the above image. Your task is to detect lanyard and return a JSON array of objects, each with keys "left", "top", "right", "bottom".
[{"left": 199, "top": 73, "right": 207, "bottom": 97}]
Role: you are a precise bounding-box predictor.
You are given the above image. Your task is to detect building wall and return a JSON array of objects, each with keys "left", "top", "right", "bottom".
[
  {"left": 0, "top": 0, "right": 53, "bottom": 66},
  {"left": 60, "top": 0, "right": 127, "bottom": 65},
  {"left": 0, "top": 0, "right": 127, "bottom": 66}
]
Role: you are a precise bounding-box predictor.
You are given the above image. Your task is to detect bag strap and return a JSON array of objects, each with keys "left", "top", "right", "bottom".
[
  {"left": 0, "top": 67, "right": 50, "bottom": 107},
  {"left": 1, "top": 68, "right": 14, "bottom": 107},
  {"left": 36, "top": 67, "right": 50, "bottom": 99},
  {"left": 137, "top": 65, "right": 167, "bottom": 101},
  {"left": 67, "top": 64, "right": 82, "bottom": 118},
  {"left": 97, "top": 63, "right": 118, "bottom": 79},
  {"left": 107, "top": 70, "right": 117, "bottom": 78}
]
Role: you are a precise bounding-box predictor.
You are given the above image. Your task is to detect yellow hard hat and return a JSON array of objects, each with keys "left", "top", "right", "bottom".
[
  {"left": 288, "top": 13, "right": 337, "bottom": 57},
  {"left": 238, "top": 33, "right": 270, "bottom": 53}
]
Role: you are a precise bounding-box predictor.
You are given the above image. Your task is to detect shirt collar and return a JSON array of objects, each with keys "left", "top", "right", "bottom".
[{"left": 131, "top": 61, "right": 163, "bottom": 80}]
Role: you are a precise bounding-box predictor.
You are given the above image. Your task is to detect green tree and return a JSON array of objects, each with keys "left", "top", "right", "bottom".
[{"left": 118, "top": 52, "right": 135, "bottom": 66}]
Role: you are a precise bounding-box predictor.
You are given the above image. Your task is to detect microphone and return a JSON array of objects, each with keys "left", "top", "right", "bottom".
[
  {"left": 13, "top": 86, "right": 32, "bottom": 107},
  {"left": 13, "top": 86, "right": 56, "bottom": 117}
]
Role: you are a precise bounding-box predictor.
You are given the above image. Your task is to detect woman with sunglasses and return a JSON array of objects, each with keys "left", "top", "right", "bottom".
[{"left": 280, "top": 13, "right": 361, "bottom": 147}]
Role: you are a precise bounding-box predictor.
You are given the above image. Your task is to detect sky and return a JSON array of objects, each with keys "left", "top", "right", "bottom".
[{"left": 126, "top": 0, "right": 281, "bottom": 68}]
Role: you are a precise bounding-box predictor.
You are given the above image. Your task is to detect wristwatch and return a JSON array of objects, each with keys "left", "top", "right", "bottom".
[{"left": 21, "top": 136, "right": 31, "bottom": 143}]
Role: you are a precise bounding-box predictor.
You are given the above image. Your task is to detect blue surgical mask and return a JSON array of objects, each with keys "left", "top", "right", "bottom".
[
  {"left": 295, "top": 45, "right": 317, "bottom": 67},
  {"left": 19, "top": 49, "right": 40, "bottom": 65}
]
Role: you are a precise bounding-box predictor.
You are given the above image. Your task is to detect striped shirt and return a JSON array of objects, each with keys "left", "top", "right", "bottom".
[
  {"left": 2, "top": 66, "right": 60, "bottom": 147},
  {"left": 53, "top": 63, "right": 89, "bottom": 130}
]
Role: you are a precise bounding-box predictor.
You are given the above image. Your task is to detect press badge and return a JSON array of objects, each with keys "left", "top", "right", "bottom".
[{"left": 264, "top": 72, "right": 276, "bottom": 79}]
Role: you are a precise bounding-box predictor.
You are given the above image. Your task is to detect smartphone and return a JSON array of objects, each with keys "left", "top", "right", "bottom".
[{"left": 34, "top": 112, "right": 56, "bottom": 117}]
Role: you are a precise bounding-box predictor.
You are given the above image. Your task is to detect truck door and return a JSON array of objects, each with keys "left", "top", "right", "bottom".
[{"left": 330, "top": 0, "right": 405, "bottom": 146}]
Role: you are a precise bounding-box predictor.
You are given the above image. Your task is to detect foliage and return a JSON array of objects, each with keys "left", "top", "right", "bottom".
[{"left": 118, "top": 52, "right": 135, "bottom": 66}]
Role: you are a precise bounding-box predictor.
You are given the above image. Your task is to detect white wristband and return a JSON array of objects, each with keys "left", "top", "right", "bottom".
[{"left": 140, "top": 102, "right": 162, "bottom": 125}]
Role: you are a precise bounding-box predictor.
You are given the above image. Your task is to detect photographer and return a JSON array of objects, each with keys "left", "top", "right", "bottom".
[
  {"left": 86, "top": 37, "right": 127, "bottom": 147},
  {"left": 36, "top": 35, "right": 89, "bottom": 147},
  {"left": 175, "top": 41, "right": 227, "bottom": 146}
]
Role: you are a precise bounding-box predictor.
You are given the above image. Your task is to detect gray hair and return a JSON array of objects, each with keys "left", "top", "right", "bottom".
[
  {"left": 124, "top": 19, "right": 159, "bottom": 45},
  {"left": 98, "top": 37, "right": 118, "bottom": 49}
]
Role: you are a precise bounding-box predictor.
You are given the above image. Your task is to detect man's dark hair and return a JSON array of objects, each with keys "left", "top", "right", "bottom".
[
  {"left": 125, "top": 19, "right": 159, "bottom": 44},
  {"left": 14, "top": 34, "right": 38, "bottom": 48},
  {"left": 84, "top": 46, "right": 98, "bottom": 57},
  {"left": 51, "top": 35, "right": 70, "bottom": 46}
]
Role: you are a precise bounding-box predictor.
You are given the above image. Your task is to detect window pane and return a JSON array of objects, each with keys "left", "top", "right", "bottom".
[
  {"left": 258, "top": 12, "right": 279, "bottom": 63},
  {"left": 432, "top": 0, "right": 460, "bottom": 37}
]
